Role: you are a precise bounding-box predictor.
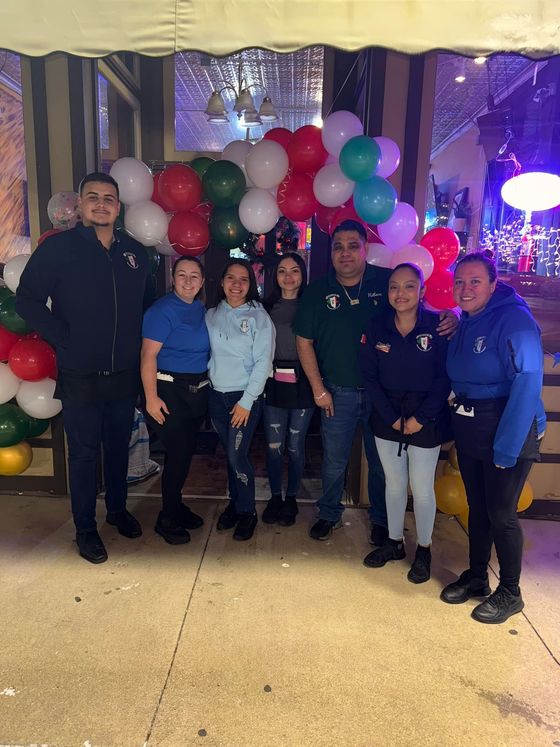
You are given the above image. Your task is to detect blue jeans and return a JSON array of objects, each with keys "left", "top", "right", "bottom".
[
  {"left": 318, "top": 385, "right": 387, "bottom": 525},
  {"left": 375, "top": 437, "right": 440, "bottom": 547},
  {"left": 62, "top": 396, "right": 137, "bottom": 533},
  {"left": 208, "top": 389, "right": 263, "bottom": 514},
  {"left": 263, "top": 405, "right": 315, "bottom": 497}
]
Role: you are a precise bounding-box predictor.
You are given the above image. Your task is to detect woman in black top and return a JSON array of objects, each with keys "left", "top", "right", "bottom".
[
  {"left": 262, "top": 253, "right": 315, "bottom": 526},
  {"left": 359, "top": 263, "right": 450, "bottom": 583}
]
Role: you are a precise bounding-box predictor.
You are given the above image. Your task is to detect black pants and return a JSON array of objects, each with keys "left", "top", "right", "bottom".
[
  {"left": 62, "top": 396, "right": 137, "bottom": 533},
  {"left": 457, "top": 451, "right": 532, "bottom": 590},
  {"left": 145, "top": 374, "right": 207, "bottom": 519}
]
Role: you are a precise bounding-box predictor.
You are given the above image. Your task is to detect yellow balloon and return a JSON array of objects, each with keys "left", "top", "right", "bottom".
[
  {"left": 444, "top": 462, "right": 461, "bottom": 476},
  {"left": 457, "top": 509, "right": 469, "bottom": 528},
  {"left": 435, "top": 474, "right": 468, "bottom": 515},
  {"left": 0, "top": 441, "right": 33, "bottom": 475},
  {"left": 517, "top": 482, "right": 534, "bottom": 512},
  {"left": 448, "top": 444, "right": 459, "bottom": 471}
]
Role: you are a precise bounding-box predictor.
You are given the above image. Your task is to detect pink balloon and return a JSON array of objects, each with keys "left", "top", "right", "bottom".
[
  {"left": 374, "top": 137, "right": 401, "bottom": 179},
  {"left": 321, "top": 111, "right": 364, "bottom": 158},
  {"left": 391, "top": 243, "right": 434, "bottom": 281},
  {"left": 366, "top": 242, "right": 394, "bottom": 268},
  {"left": 377, "top": 202, "right": 419, "bottom": 249}
]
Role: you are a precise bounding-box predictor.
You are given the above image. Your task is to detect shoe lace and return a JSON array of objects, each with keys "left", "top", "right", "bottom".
[{"left": 487, "top": 585, "right": 511, "bottom": 608}]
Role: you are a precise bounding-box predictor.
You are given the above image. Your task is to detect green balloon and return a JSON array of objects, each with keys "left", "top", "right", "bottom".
[
  {"left": 23, "top": 414, "right": 50, "bottom": 438},
  {"left": 354, "top": 175, "right": 398, "bottom": 226},
  {"left": 190, "top": 157, "right": 215, "bottom": 180},
  {"left": 0, "top": 296, "right": 29, "bottom": 334},
  {"left": 0, "top": 287, "right": 14, "bottom": 304},
  {"left": 209, "top": 206, "right": 250, "bottom": 250},
  {"left": 0, "top": 403, "right": 30, "bottom": 447},
  {"left": 144, "top": 246, "right": 160, "bottom": 275},
  {"left": 203, "top": 161, "right": 246, "bottom": 208},
  {"left": 339, "top": 136, "right": 381, "bottom": 182}
]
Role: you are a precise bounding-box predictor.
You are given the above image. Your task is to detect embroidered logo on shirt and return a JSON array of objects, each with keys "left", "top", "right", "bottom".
[
  {"left": 123, "top": 252, "right": 139, "bottom": 270},
  {"left": 416, "top": 333, "right": 433, "bottom": 352},
  {"left": 240, "top": 319, "right": 250, "bottom": 333},
  {"left": 325, "top": 293, "right": 341, "bottom": 310},
  {"left": 375, "top": 341, "right": 391, "bottom": 353},
  {"left": 368, "top": 291, "right": 382, "bottom": 306},
  {"left": 360, "top": 334, "right": 367, "bottom": 344},
  {"left": 473, "top": 336, "right": 487, "bottom": 354}
]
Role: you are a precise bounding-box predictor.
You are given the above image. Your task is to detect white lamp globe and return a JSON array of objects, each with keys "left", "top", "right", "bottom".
[{"left": 501, "top": 172, "right": 560, "bottom": 213}]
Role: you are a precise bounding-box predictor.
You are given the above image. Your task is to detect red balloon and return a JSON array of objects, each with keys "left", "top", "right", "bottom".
[
  {"left": 264, "top": 127, "right": 293, "bottom": 150},
  {"left": 0, "top": 325, "right": 20, "bottom": 361},
  {"left": 168, "top": 211, "right": 210, "bottom": 257},
  {"left": 424, "top": 269, "right": 455, "bottom": 310},
  {"left": 193, "top": 201, "right": 213, "bottom": 221},
  {"left": 420, "top": 228, "right": 460, "bottom": 270},
  {"left": 277, "top": 172, "right": 318, "bottom": 221},
  {"left": 314, "top": 204, "right": 338, "bottom": 233},
  {"left": 38, "top": 229, "right": 62, "bottom": 246},
  {"left": 287, "top": 125, "right": 328, "bottom": 174},
  {"left": 158, "top": 165, "right": 202, "bottom": 213},
  {"left": 151, "top": 172, "right": 169, "bottom": 210},
  {"left": 8, "top": 339, "right": 57, "bottom": 381},
  {"left": 329, "top": 200, "right": 368, "bottom": 235}
]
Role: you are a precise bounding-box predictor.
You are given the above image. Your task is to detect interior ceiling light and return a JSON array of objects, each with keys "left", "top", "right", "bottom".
[
  {"left": 454, "top": 59, "right": 466, "bottom": 83},
  {"left": 474, "top": 56, "right": 487, "bottom": 65},
  {"left": 501, "top": 172, "right": 560, "bottom": 213},
  {"left": 203, "top": 60, "right": 278, "bottom": 126}
]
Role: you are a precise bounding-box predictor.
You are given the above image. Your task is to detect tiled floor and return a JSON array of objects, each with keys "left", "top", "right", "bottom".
[{"left": 0, "top": 489, "right": 559, "bottom": 747}]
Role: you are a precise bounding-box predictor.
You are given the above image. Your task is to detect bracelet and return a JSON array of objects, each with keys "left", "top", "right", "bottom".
[{"left": 314, "top": 391, "right": 327, "bottom": 400}]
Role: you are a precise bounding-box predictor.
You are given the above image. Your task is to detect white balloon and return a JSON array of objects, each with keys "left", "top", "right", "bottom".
[
  {"left": 366, "top": 242, "right": 394, "bottom": 268},
  {"left": 373, "top": 137, "right": 401, "bottom": 179},
  {"left": 16, "top": 377, "right": 62, "bottom": 419},
  {"left": 109, "top": 158, "right": 153, "bottom": 206},
  {"left": 222, "top": 140, "right": 254, "bottom": 186},
  {"left": 391, "top": 243, "right": 435, "bottom": 281},
  {"left": 124, "top": 201, "right": 168, "bottom": 247},
  {"left": 0, "top": 363, "right": 21, "bottom": 404},
  {"left": 155, "top": 234, "right": 178, "bottom": 256},
  {"left": 245, "top": 140, "right": 289, "bottom": 189},
  {"left": 313, "top": 164, "right": 355, "bottom": 207},
  {"left": 3, "top": 254, "right": 30, "bottom": 293},
  {"left": 321, "top": 110, "right": 364, "bottom": 157},
  {"left": 238, "top": 188, "right": 280, "bottom": 234},
  {"left": 378, "top": 201, "right": 419, "bottom": 249}
]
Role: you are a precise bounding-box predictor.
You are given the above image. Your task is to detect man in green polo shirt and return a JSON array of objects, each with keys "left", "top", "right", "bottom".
[{"left": 294, "top": 220, "right": 456, "bottom": 541}]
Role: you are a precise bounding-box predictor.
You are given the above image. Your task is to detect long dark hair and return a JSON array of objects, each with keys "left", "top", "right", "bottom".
[
  {"left": 172, "top": 256, "right": 205, "bottom": 302},
  {"left": 454, "top": 250, "right": 498, "bottom": 282},
  {"left": 216, "top": 258, "right": 260, "bottom": 307},
  {"left": 264, "top": 252, "right": 308, "bottom": 310}
]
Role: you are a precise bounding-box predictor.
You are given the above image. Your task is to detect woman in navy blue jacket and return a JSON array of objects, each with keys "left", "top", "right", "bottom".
[
  {"left": 441, "top": 252, "right": 545, "bottom": 624},
  {"left": 359, "top": 263, "right": 450, "bottom": 583}
]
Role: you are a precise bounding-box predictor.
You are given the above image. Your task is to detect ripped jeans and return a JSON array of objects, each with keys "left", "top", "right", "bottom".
[
  {"left": 263, "top": 405, "right": 315, "bottom": 497},
  {"left": 208, "top": 389, "right": 263, "bottom": 514}
]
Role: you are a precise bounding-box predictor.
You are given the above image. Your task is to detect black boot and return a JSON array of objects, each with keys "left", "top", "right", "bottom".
[
  {"left": 471, "top": 585, "right": 524, "bottom": 624},
  {"left": 106, "top": 509, "right": 142, "bottom": 538},
  {"left": 363, "top": 538, "right": 406, "bottom": 568},
  {"left": 440, "top": 569, "right": 491, "bottom": 604},
  {"left": 217, "top": 502, "right": 239, "bottom": 531},
  {"left": 369, "top": 524, "right": 389, "bottom": 546},
  {"left": 233, "top": 512, "right": 258, "bottom": 541},
  {"left": 177, "top": 503, "right": 204, "bottom": 530},
  {"left": 76, "top": 530, "right": 108, "bottom": 564},
  {"left": 262, "top": 494, "right": 283, "bottom": 524},
  {"left": 155, "top": 512, "right": 191, "bottom": 545},
  {"left": 278, "top": 494, "right": 298, "bottom": 526},
  {"left": 407, "top": 545, "right": 431, "bottom": 584}
]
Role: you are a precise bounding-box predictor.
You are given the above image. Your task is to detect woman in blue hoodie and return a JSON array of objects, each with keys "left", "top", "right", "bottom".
[
  {"left": 442, "top": 252, "right": 545, "bottom": 624},
  {"left": 206, "top": 259, "right": 275, "bottom": 541}
]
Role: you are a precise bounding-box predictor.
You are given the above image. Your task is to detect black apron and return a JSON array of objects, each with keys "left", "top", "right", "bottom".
[{"left": 264, "top": 359, "right": 315, "bottom": 410}]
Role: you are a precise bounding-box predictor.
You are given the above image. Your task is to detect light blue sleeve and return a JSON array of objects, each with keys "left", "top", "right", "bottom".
[
  {"left": 238, "top": 309, "right": 276, "bottom": 410},
  {"left": 493, "top": 311, "right": 544, "bottom": 467}
]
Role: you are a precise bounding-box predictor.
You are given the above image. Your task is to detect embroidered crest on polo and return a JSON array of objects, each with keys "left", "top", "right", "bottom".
[
  {"left": 375, "top": 341, "right": 391, "bottom": 353},
  {"left": 473, "top": 336, "right": 487, "bottom": 354},
  {"left": 123, "top": 252, "right": 139, "bottom": 270},
  {"left": 325, "top": 293, "right": 341, "bottom": 310},
  {"left": 240, "top": 319, "right": 250, "bottom": 333},
  {"left": 416, "top": 333, "right": 433, "bottom": 352}
]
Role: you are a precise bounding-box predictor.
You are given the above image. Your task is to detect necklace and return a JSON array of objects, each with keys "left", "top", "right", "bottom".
[{"left": 339, "top": 273, "right": 364, "bottom": 306}]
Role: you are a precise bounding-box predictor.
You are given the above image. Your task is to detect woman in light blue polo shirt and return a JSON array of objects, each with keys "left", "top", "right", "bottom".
[{"left": 141, "top": 256, "right": 210, "bottom": 545}]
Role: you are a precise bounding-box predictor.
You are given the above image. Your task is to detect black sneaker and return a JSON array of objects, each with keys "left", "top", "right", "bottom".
[
  {"left": 309, "top": 518, "right": 342, "bottom": 541},
  {"left": 262, "top": 494, "right": 283, "bottom": 524},
  {"left": 278, "top": 495, "right": 298, "bottom": 527},
  {"left": 217, "top": 503, "right": 239, "bottom": 531},
  {"left": 155, "top": 512, "right": 191, "bottom": 545},
  {"left": 369, "top": 524, "right": 389, "bottom": 546},
  {"left": 363, "top": 539, "right": 406, "bottom": 568},
  {"left": 177, "top": 503, "right": 204, "bottom": 530},
  {"left": 233, "top": 512, "right": 258, "bottom": 541},
  {"left": 471, "top": 585, "right": 524, "bottom": 624},
  {"left": 407, "top": 545, "right": 431, "bottom": 584},
  {"left": 106, "top": 509, "right": 142, "bottom": 538},
  {"left": 440, "top": 569, "right": 491, "bottom": 604},
  {"left": 76, "top": 530, "right": 108, "bottom": 564}
]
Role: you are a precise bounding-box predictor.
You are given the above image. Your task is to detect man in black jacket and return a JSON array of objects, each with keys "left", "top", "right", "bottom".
[{"left": 16, "top": 172, "right": 155, "bottom": 564}]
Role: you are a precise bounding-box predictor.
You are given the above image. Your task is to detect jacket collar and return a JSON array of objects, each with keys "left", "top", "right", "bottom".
[{"left": 76, "top": 221, "right": 120, "bottom": 249}]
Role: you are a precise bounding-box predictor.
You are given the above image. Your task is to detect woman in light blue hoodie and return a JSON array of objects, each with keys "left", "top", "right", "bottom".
[{"left": 206, "top": 259, "right": 275, "bottom": 541}]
